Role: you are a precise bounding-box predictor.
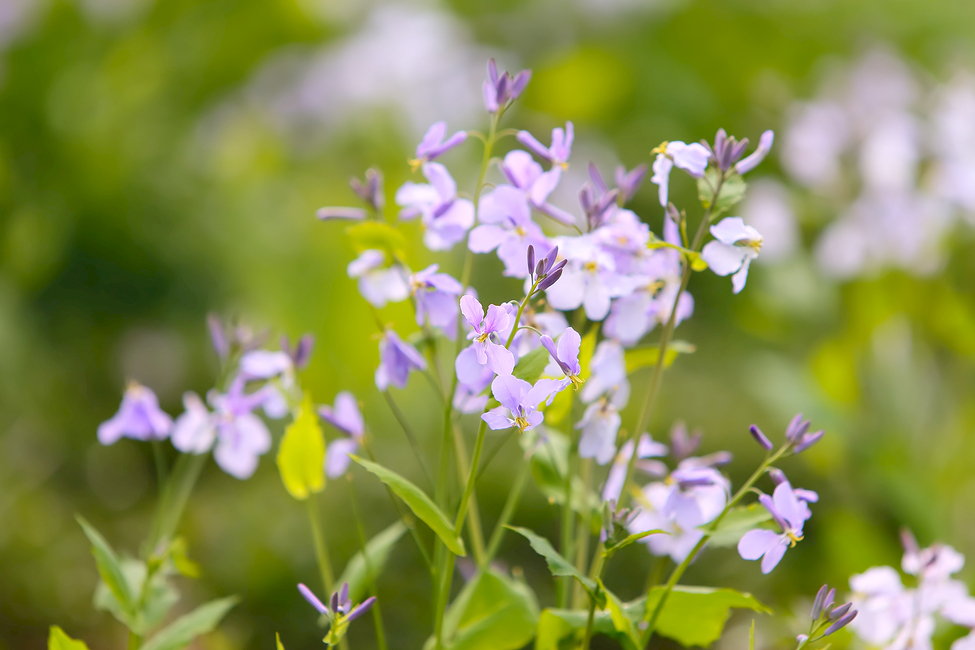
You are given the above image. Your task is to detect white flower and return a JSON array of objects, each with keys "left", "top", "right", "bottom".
[
  {"left": 700, "top": 217, "right": 763, "bottom": 293},
  {"left": 650, "top": 141, "right": 711, "bottom": 206}
]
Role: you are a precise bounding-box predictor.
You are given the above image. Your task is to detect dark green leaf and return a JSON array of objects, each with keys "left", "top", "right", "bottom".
[
  {"left": 706, "top": 504, "right": 774, "bottom": 548},
  {"left": 506, "top": 526, "right": 598, "bottom": 599},
  {"left": 351, "top": 456, "right": 466, "bottom": 556},
  {"left": 141, "top": 596, "right": 239, "bottom": 650},
  {"left": 76, "top": 516, "right": 134, "bottom": 617},
  {"left": 645, "top": 586, "right": 771, "bottom": 647},
  {"left": 336, "top": 521, "right": 406, "bottom": 603},
  {"left": 424, "top": 570, "right": 539, "bottom": 650},
  {"left": 513, "top": 346, "right": 550, "bottom": 384}
]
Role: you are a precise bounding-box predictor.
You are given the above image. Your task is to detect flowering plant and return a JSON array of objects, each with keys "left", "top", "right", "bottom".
[{"left": 53, "top": 56, "right": 975, "bottom": 650}]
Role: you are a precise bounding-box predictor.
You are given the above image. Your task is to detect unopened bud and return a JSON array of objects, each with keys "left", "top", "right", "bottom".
[
  {"left": 750, "top": 424, "right": 773, "bottom": 450},
  {"left": 794, "top": 430, "right": 824, "bottom": 453},
  {"left": 811, "top": 584, "right": 829, "bottom": 620},
  {"left": 823, "top": 610, "right": 857, "bottom": 637}
]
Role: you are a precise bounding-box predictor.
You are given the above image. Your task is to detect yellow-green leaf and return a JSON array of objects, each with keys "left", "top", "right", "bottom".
[
  {"left": 276, "top": 632, "right": 286, "bottom": 650},
  {"left": 600, "top": 581, "right": 640, "bottom": 650},
  {"left": 346, "top": 221, "right": 407, "bottom": 259},
  {"left": 277, "top": 394, "right": 326, "bottom": 500},
  {"left": 76, "top": 516, "right": 134, "bottom": 617},
  {"left": 351, "top": 456, "right": 466, "bottom": 556},
  {"left": 624, "top": 341, "right": 696, "bottom": 373},
  {"left": 48, "top": 626, "right": 90, "bottom": 650}
]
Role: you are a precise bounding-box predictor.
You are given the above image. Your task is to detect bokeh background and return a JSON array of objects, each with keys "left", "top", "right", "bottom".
[{"left": 3, "top": 0, "right": 975, "bottom": 648}]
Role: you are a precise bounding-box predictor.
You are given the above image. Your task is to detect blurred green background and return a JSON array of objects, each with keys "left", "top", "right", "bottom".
[{"left": 3, "top": 0, "right": 975, "bottom": 648}]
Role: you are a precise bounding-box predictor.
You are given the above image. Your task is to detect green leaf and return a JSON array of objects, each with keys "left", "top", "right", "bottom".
[
  {"left": 94, "top": 558, "right": 179, "bottom": 635},
  {"left": 600, "top": 581, "right": 641, "bottom": 650},
  {"left": 645, "top": 586, "right": 771, "bottom": 647},
  {"left": 603, "top": 529, "right": 666, "bottom": 558},
  {"left": 48, "top": 626, "right": 90, "bottom": 650},
  {"left": 506, "top": 526, "right": 598, "bottom": 600},
  {"left": 351, "top": 456, "right": 466, "bottom": 556},
  {"left": 76, "top": 516, "right": 135, "bottom": 617},
  {"left": 706, "top": 504, "right": 773, "bottom": 548},
  {"left": 346, "top": 221, "right": 407, "bottom": 259},
  {"left": 513, "top": 346, "right": 550, "bottom": 384},
  {"left": 277, "top": 394, "right": 326, "bottom": 500},
  {"left": 276, "top": 632, "right": 286, "bottom": 650},
  {"left": 141, "top": 596, "right": 239, "bottom": 650},
  {"left": 519, "top": 429, "right": 598, "bottom": 516},
  {"left": 697, "top": 168, "right": 747, "bottom": 217},
  {"left": 536, "top": 608, "right": 637, "bottom": 650},
  {"left": 336, "top": 521, "right": 407, "bottom": 603},
  {"left": 624, "top": 341, "right": 695, "bottom": 373},
  {"left": 424, "top": 570, "right": 539, "bottom": 650}
]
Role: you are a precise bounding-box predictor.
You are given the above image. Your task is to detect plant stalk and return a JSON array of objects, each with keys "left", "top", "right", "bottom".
[{"left": 348, "top": 475, "right": 389, "bottom": 650}]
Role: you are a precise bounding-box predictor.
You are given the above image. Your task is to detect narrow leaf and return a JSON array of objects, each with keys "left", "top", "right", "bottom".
[
  {"left": 276, "top": 632, "right": 286, "bottom": 650},
  {"left": 352, "top": 456, "right": 466, "bottom": 556},
  {"left": 336, "top": 521, "right": 407, "bottom": 603},
  {"left": 76, "top": 516, "right": 134, "bottom": 616},
  {"left": 277, "top": 394, "right": 326, "bottom": 500},
  {"left": 48, "top": 626, "right": 90, "bottom": 650},
  {"left": 141, "top": 596, "right": 239, "bottom": 650},
  {"left": 506, "top": 526, "right": 597, "bottom": 598}
]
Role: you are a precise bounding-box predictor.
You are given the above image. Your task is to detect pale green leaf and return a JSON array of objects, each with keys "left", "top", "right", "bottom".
[
  {"left": 141, "top": 596, "right": 239, "bottom": 650},
  {"left": 600, "top": 581, "right": 641, "bottom": 650},
  {"left": 346, "top": 221, "right": 407, "bottom": 259},
  {"left": 706, "top": 503, "right": 774, "bottom": 548},
  {"left": 646, "top": 586, "right": 771, "bottom": 647},
  {"left": 76, "top": 516, "right": 134, "bottom": 617},
  {"left": 697, "top": 168, "right": 746, "bottom": 217},
  {"left": 94, "top": 558, "right": 178, "bottom": 635},
  {"left": 276, "top": 632, "right": 286, "bottom": 650},
  {"left": 48, "top": 626, "right": 90, "bottom": 650},
  {"left": 351, "top": 456, "right": 466, "bottom": 556},
  {"left": 513, "top": 346, "right": 550, "bottom": 384},
  {"left": 277, "top": 395, "right": 325, "bottom": 500},
  {"left": 535, "top": 608, "right": 636, "bottom": 650},
  {"left": 336, "top": 521, "right": 406, "bottom": 603},
  {"left": 506, "top": 526, "right": 597, "bottom": 599},
  {"left": 624, "top": 341, "right": 695, "bottom": 373}
]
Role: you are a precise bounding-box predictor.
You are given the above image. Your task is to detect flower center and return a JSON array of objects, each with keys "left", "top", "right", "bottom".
[
  {"left": 786, "top": 530, "right": 803, "bottom": 547},
  {"left": 475, "top": 332, "right": 490, "bottom": 343},
  {"left": 738, "top": 238, "right": 763, "bottom": 252},
  {"left": 584, "top": 261, "right": 598, "bottom": 273},
  {"left": 514, "top": 416, "right": 531, "bottom": 432},
  {"left": 515, "top": 226, "right": 527, "bottom": 237}
]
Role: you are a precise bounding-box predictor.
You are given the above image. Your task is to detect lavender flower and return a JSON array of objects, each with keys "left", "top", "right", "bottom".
[
  {"left": 700, "top": 217, "right": 763, "bottom": 293},
  {"left": 317, "top": 207, "right": 367, "bottom": 221},
  {"left": 482, "top": 58, "right": 531, "bottom": 113},
  {"left": 298, "top": 582, "right": 376, "bottom": 647},
  {"left": 702, "top": 129, "right": 751, "bottom": 173},
  {"left": 281, "top": 334, "right": 315, "bottom": 370},
  {"left": 97, "top": 382, "right": 173, "bottom": 445},
  {"left": 411, "top": 121, "right": 467, "bottom": 169},
  {"left": 735, "top": 130, "right": 775, "bottom": 175},
  {"left": 577, "top": 398, "right": 624, "bottom": 464},
  {"left": 468, "top": 184, "right": 550, "bottom": 278},
  {"left": 738, "top": 477, "right": 814, "bottom": 573},
  {"left": 540, "top": 326, "right": 582, "bottom": 387},
  {"left": 320, "top": 391, "right": 364, "bottom": 479},
  {"left": 517, "top": 122, "right": 574, "bottom": 168},
  {"left": 349, "top": 168, "right": 385, "bottom": 213},
  {"left": 498, "top": 150, "right": 576, "bottom": 226},
  {"left": 650, "top": 141, "right": 711, "bottom": 206},
  {"left": 396, "top": 163, "right": 475, "bottom": 251},
  {"left": 482, "top": 374, "right": 563, "bottom": 433},
  {"left": 455, "top": 295, "right": 515, "bottom": 379},
  {"left": 409, "top": 264, "right": 463, "bottom": 337},
  {"left": 375, "top": 330, "right": 428, "bottom": 391},
  {"left": 543, "top": 235, "right": 632, "bottom": 321},
  {"left": 527, "top": 245, "right": 567, "bottom": 292},
  {"left": 347, "top": 250, "right": 410, "bottom": 308},
  {"left": 615, "top": 164, "right": 648, "bottom": 203},
  {"left": 601, "top": 434, "right": 669, "bottom": 503}
]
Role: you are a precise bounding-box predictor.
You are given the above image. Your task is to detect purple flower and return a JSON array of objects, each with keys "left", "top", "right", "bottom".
[
  {"left": 171, "top": 377, "right": 275, "bottom": 479},
  {"left": 517, "top": 122, "right": 574, "bottom": 168},
  {"left": 482, "top": 374, "right": 564, "bottom": 433},
  {"left": 316, "top": 206, "right": 368, "bottom": 221},
  {"left": 375, "top": 330, "right": 428, "bottom": 391},
  {"left": 544, "top": 236, "right": 634, "bottom": 321},
  {"left": 615, "top": 164, "right": 648, "bottom": 203},
  {"left": 347, "top": 250, "right": 410, "bottom": 307},
  {"left": 602, "top": 434, "right": 669, "bottom": 503},
  {"left": 298, "top": 582, "right": 376, "bottom": 632},
  {"left": 700, "top": 217, "right": 763, "bottom": 294},
  {"left": 281, "top": 334, "right": 315, "bottom": 370},
  {"left": 738, "top": 477, "right": 814, "bottom": 573},
  {"left": 98, "top": 382, "right": 173, "bottom": 445},
  {"left": 411, "top": 121, "right": 467, "bottom": 168},
  {"left": 650, "top": 141, "right": 711, "bottom": 207},
  {"left": 452, "top": 360, "right": 494, "bottom": 414},
  {"left": 320, "top": 392, "right": 364, "bottom": 479},
  {"left": 735, "top": 130, "right": 775, "bottom": 175},
  {"left": 468, "top": 184, "right": 551, "bottom": 278},
  {"left": 455, "top": 295, "right": 515, "bottom": 380},
  {"left": 499, "top": 150, "right": 576, "bottom": 226},
  {"left": 349, "top": 168, "right": 385, "bottom": 212},
  {"left": 749, "top": 425, "right": 774, "bottom": 450},
  {"left": 240, "top": 350, "right": 294, "bottom": 380},
  {"left": 580, "top": 340, "right": 630, "bottom": 406},
  {"left": 540, "top": 327, "right": 582, "bottom": 386},
  {"left": 409, "top": 264, "right": 463, "bottom": 338},
  {"left": 396, "top": 163, "right": 475, "bottom": 251},
  {"left": 482, "top": 58, "right": 531, "bottom": 113},
  {"left": 577, "top": 399, "right": 623, "bottom": 465}
]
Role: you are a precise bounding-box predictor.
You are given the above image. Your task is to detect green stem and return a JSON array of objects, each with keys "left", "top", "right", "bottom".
[
  {"left": 451, "top": 423, "right": 487, "bottom": 566},
  {"left": 484, "top": 454, "right": 530, "bottom": 565},
  {"left": 306, "top": 495, "right": 335, "bottom": 595},
  {"left": 618, "top": 175, "right": 726, "bottom": 511},
  {"left": 148, "top": 452, "right": 208, "bottom": 554},
  {"left": 571, "top": 458, "right": 593, "bottom": 609},
  {"left": 382, "top": 391, "right": 434, "bottom": 488},
  {"left": 151, "top": 439, "right": 167, "bottom": 488},
  {"left": 558, "top": 450, "right": 577, "bottom": 609},
  {"left": 640, "top": 444, "right": 790, "bottom": 647},
  {"left": 453, "top": 419, "right": 488, "bottom": 535},
  {"left": 128, "top": 631, "right": 142, "bottom": 650},
  {"left": 580, "top": 599, "right": 597, "bottom": 650},
  {"left": 348, "top": 475, "right": 389, "bottom": 650}
]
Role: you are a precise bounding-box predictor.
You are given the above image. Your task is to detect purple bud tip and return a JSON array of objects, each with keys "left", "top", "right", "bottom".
[
  {"left": 537, "top": 268, "right": 563, "bottom": 292},
  {"left": 527, "top": 245, "right": 535, "bottom": 279},
  {"left": 347, "top": 596, "right": 377, "bottom": 622},
  {"left": 298, "top": 584, "right": 328, "bottom": 615},
  {"left": 828, "top": 602, "right": 852, "bottom": 621},
  {"left": 823, "top": 610, "right": 857, "bottom": 637},
  {"left": 794, "top": 430, "right": 824, "bottom": 453},
  {"left": 824, "top": 588, "right": 836, "bottom": 612},
  {"left": 811, "top": 584, "right": 829, "bottom": 620},
  {"left": 768, "top": 468, "right": 787, "bottom": 485},
  {"left": 749, "top": 425, "right": 773, "bottom": 450},
  {"left": 785, "top": 413, "right": 805, "bottom": 441}
]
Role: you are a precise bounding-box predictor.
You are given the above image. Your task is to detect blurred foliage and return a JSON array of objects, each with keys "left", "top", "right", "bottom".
[{"left": 2, "top": 0, "right": 975, "bottom": 649}]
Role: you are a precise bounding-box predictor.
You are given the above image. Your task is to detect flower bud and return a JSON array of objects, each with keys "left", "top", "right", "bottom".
[
  {"left": 527, "top": 245, "right": 535, "bottom": 280},
  {"left": 537, "top": 267, "right": 563, "bottom": 292},
  {"left": 735, "top": 130, "right": 775, "bottom": 175},
  {"left": 750, "top": 424, "right": 773, "bottom": 450},
  {"left": 794, "top": 430, "right": 824, "bottom": 453},
  {"left": 823, "top": 610, "right": 857, "bottom": 637},
  {"left": 768, "top": 467, "right": 787, "bottom": 485},
  {"left": 828, "top": 602, "right": 852, "bottom": 621},
  {"left": 811, "top": 584, "right": 829, "bottom": 620},
  {"left": 785, "top": 413, "right": 809, "bottom": 441}
]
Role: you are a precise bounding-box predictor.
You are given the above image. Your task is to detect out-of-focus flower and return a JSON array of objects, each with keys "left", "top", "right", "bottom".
[
  {"left": 601, "top": 434, "right": 668, "bottom": 503},
  {"left": 701, "top": 217, "right": 763, "bottom": 293},
  {"left": 298, "top": 582, "right": 376, "bottom": 647},
  {"left": 98, "top": 382, "right": 173, "bottom": 445},
  {"left": 650, "top": 141, "right": 711, "bottom": 206},
  {"left": 482, "top": 374, "right": 563, "bottom": 433},
  {"left": 517, "top": 122, "right": 574, "bottom": 168},
  {"left": 738, "top": 477, "right": 814, "bottom": 573},
  {"left": 734, "top": 130, "right": 775, "bottom": 175},
  {"left": 483, "top": 58, "right": 531, "bottom": 114},
  {"left": 410, "top": 121, "right": 467, "bottom": 169},
  {"left": 739, "top": 179, "right": 798, "bottom": 263},
  {"left": 469, "top": 184, "right": 550, "bottom": 278},
  {"left": 543, "top": 235, "right": 633, "bottom": 321},
  {"left": 580, "top": 340, "right": 629, "bottom": 406},
  {"left": 320, "top": 391, "right": 364, "bottom": 479},
  {"left": 540, "top": 327, "right": 583, "bottom": 388},
  {"left": 375, "top": 330, "right": 428, "bottom": 391},
  {"left": 499, "top": 150, "right": 577, "bottom": 226},
  {"left": 347, "top": 250, "right": 410, "bottom": 308},
  {"left": 577, "top": 399, "right": 623, "bottom": 464},
  {"left": 396, "top": 163, "right": 475, "bottom": 251},
  {"left": 409, "top": 265, "right": 463, "bottom": 337}
]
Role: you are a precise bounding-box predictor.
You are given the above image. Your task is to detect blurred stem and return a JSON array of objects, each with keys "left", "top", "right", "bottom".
[
  {"left": 572, "top": 458, "right": 593, "bottom": 609},
  {"left": 382, "top": 391, "right": 433, "bottom": 488},
  {"left": 619, "top": 174, "right": 727, "bottom": 511},
  {"left": 348, "top": 475, "right": 389, "bottom": 650},
  {"left": 151, "top": 439, "right": 167, "bottom": 488},
  {"left": 484, "top": 454, "right": 530, "bottom": 566},
  {"left": 558, "top": 449, "right": 577, "bottom": 609},
  {"left": 580, "top": 598, "right": 597, "bottom": 650},
  {"left": 640, "top": 444, "right": 789, "bottom": 647},
  {"left": 127, "top": 631, "right": 142, "bottom": 650},
  {"left": 306, "top": 494, "right": 335, "bottom": 595},
  {"left": 451, "top": 423, "right": 487, "bottom": 566},
  {"left": 147, "top": 452, "right": 207, "bottom": 554}
]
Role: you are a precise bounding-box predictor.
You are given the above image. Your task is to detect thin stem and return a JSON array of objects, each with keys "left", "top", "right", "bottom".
[
  {"left": 505, "top": 281, "right": 539, "bottom": 349},
  {"left": 151, "top": 439, "right": 167, "bottom": 488},
  {"left": 306, "top": 495, "right": 335, "bottom": 596},
  {"left": 558, "top": 450, "right": 577, "bottom": 609},
  {"left": 348, "top": 475, "right": 389, "bottom": 650},
  {"left": 128, "top": 631, "right": 142, "bottom": 650},
  {"left": 484, "top": 454, "right": 530, "bottom": 565},
  {"left": 453, "top": 420, "right": 488, "bottom": 535},
  {"left": 619, "top": 174, "right": 726, "bottom": 510},
  {"left": 148, "top": 452, "right": 208, "bottom": 553},
  {"left": 451, "top": 423, "right": 487, "bottom": 566},
  {"left": 572, "top": 459, "right": 593, "bottom": 609},
  {"left": 476, "top": 428, "right": 516, "bottom": 480},
  {"left": 580, "top": 599, "right": 597, "bottom": 650},
  {"left": 640, "top": 445, "right": 789, "bottom": 647},
  {"left": 382, "top": 391, "right": 434, "bottom": 488}
]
